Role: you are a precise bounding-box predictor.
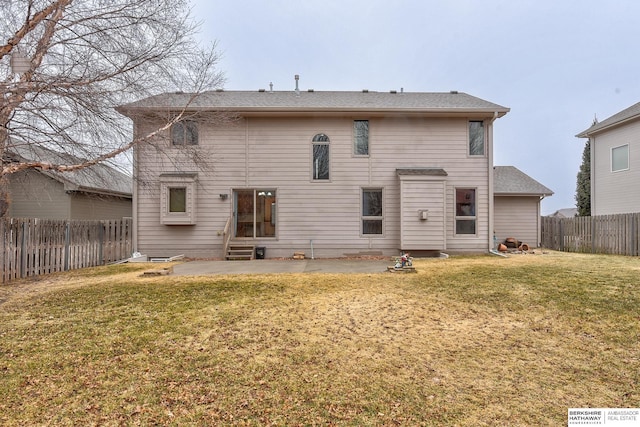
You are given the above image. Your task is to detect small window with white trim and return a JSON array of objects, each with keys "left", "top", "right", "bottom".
[
  {"left": 455, "top": 188, "right": 477, "bottom": 235},
  {"left": 354, "top": 120, "right": 369, "bottom": 155},
  {"left": 469, "top": 121, "right": 485, "bottom": 156},
  {"left": 160, "top": 173, "right": 197, "bottom": 224},
  {"left": 362, "top": 188, "right": 383, "bottom": 235},
  {"left": 312, "top": 133, "right": 330, "bottom": 180},
  {"left": 611, "top": 144, "right": 629, "bottom": 172},
  {"left": 171, "top": 120, "right": 198, "bottom": 146}
]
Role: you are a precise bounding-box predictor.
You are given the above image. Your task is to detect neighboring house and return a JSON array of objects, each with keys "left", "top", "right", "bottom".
[
  {"left": 493, "top": 166, "right": 553, "bottom": 247},
  {"left": 118, "top": 89, "right": 512, "bottom": 259},
  {"left": 577, "top": 101, "right": 640, "bottom": 215},
  {"left": 548, "top": 207, "right": 577, "bottom": 218},
  {"left": 6, "top": 145, "right": 132, "bottom": 220}
]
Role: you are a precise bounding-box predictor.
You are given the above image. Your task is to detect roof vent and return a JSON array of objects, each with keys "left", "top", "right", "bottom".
[
  {"left": 390, "top": 90, "right": 397, "bottom": 94},
  {"left": 308, "top": 89, "right": 314, "bottom": 92},
  {"left": 362, "top": 89, "right": 369, "bottom": 93},
  {"left": 269, "top": 82, "right": 273, "bottom": 92},
  {"left": 294, "top": 74, "right": 300, "bottom": 94},
  {"left": 258, "top": 88, "right": 265, "bottom": 92},
  {"left": 216, "top": 88, "right": 224, "bottom": 92},
  {"left": 450, "top": 90, "right": 458, "bottom": 94}
]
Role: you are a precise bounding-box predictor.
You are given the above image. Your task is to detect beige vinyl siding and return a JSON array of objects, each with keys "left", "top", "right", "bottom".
[
  {"left": 400, "top": 179, "right": 446, "bottom": 250},
  {"left": 135, "top": 120, "right": 247, "bottom": 257},
  {"left": 135, "top": 115, "right": 492, "bottom": 258},
  {"left": 8, "top": 170, "right": 70, "bottom": 219},
  {"left": 69, "top": 194, "right": 132, "bottom": 220},
  {"left": 592, "top": 120, "right": 640, "bottom": 215},
  {"left": 494, "top": 196, "right": 541, "bottom": 247}
]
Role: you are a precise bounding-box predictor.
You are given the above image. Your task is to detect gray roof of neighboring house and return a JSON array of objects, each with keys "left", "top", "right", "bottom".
[
  {"left": 493, "top": 166, "right": 553, "bottom": 196},
  {"left": 576, "top": 101, "right": 640, "bottom": 137},
  {"left": 548, "top": 207, "right": 578, "bottom": 218},
  {"left": 117, "top": 90, "right": 509, "bottom": 116},
  {"left": 6, "top": 144, "right": 132, "bottom": 197}
]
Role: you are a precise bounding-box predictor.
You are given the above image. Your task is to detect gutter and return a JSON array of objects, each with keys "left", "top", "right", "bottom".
[{"left": 62, "top": 181, "right": 132, "bottom": 198}]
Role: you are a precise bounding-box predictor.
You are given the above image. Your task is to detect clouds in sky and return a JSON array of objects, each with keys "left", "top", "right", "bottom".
[{"left": 191, "top": 0, "right": 640, "bottom": 214}]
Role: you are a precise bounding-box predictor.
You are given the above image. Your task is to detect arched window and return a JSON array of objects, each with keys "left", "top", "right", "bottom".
[{"left": 312, "top": 134, "right": 330, "bottom": 180}]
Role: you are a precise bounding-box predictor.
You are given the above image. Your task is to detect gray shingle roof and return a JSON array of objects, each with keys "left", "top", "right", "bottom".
[
  {"left": 548, "top": 207, "right": 577, "bottom": 218},
  {"left": 493, "top": 166, "right": 553, "bottom": 196},
  {"left": 118, "top": 90, "right": 509, "bottom": 116},
  {"left": 576, "top": 101, "right": 640, "bottom": 137},
  {"left": 7, "top": 144, "right": 132, "bottom": 197}
]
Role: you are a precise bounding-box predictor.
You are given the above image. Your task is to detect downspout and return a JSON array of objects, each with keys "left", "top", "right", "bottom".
[
  {"left": 537, "top": 195, "right": 544, "bottom": 247},
  {"left": 487, "top": 111, "right": 499, "bottom": 251},
  {"left": 132, "top": 122, "right": 139, "bottom": 255}
]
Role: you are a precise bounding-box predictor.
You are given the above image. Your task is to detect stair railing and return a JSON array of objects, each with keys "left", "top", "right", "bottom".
[{"left": 222, "top": 216, "right": 232, "bottom": 259}]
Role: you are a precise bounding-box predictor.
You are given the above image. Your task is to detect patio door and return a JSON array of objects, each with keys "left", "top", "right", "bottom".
[{"left": 234, "top": 189, "right": 276, "bottom": 238}]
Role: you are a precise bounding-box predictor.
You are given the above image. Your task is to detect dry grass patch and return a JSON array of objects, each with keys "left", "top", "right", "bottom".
[{"left": 0, "top": 252, "right": 638, "bottom": 426}]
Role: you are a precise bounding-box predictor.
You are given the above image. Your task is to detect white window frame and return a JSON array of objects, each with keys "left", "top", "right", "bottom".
[
  {"left": 353, "top": 120, "right": 370, "bottom": 156},
  {"left": 361, "top": 187, "right": 384, "bottom": 236},
  {"left": 468, "top": 121, "right": 485, "bottom": 156},
  {"left": 160, "top": 173, "right": 197, "bottom": 225},
  {"left": 611, "top": 144, "right": 629, "bottom": 172},
  {"left": 171, "top": 120, "right": 198, "bottom": 146},
  {"left": 454, "top": 187, "right": 477, "bottom": 236},
  {"left": 312, "top": 133, "right": 330, "bottom": 181}
]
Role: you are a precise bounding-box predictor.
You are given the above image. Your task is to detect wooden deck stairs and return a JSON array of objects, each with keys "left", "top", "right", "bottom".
[{"left": 226, "top": 242, "right": 255, "bottom": 260}]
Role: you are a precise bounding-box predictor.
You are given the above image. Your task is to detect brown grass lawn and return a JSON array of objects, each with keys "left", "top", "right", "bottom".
[{"left": 0, "top": 252, "right": 638, "bottom": 426}]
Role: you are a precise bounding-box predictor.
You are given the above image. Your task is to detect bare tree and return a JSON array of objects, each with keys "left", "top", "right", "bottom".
[{"left": 0, "top": 0, "right": 224, "bottom": 216}]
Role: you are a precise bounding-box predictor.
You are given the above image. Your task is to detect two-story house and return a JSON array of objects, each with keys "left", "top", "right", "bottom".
[
  {"left": 577, "top": 101, "right": 640, "bottom": 216},
  {"left": 118, "top": 89, "right": 511, "bottom": 259}
]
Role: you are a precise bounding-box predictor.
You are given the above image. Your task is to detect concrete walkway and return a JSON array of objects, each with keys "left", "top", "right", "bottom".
[{"left": 172, "top": 259, "right": 393, "bottom": 275}]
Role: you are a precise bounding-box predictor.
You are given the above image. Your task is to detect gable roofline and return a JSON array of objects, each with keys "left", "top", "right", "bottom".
[
  {"left": 576, "top": 101, "right": 640, "bottom": 138},
  {"left": 117, "top": 90, "right": 509, "bottom": 118},
  {"left": 5, "top": 144, "right": 132, "bottom": 198},
  {"left": 493, "top": 166, "right": 553, "bottom": 197}
]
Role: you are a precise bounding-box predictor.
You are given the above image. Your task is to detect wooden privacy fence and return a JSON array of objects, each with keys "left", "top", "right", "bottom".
[
  {"left": 541, "top": 213, "right": 640, "bottom": 256},
  {"left": 1, "top": 218, "right": 132, "bottom": 283}
]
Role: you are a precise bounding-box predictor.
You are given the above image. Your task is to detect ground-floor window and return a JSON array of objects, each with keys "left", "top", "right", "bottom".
[
  {"left": 455, "top": 188, "right": 476, "bottom": 235},
  {"left": 160, "top": 173, "right": 197, "bottom": 225},
  {"left": 362, "top": 188, "right": 383, "bottom": 235},
  {"left": 234, "top": 189, "right": 276, "bottom": 238}
]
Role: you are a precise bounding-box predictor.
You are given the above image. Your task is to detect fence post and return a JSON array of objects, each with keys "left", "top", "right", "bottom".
[
  {"left": 99, "top": 222, "right": 104, "bottom": 265},
  {"left": 591, "top": 216, "right": 596, "bottom": 254},
  {"left": 64, "top": 221, "right": 70, "bottom": 271},
  {"left": 633, "top": 215, "right": 638, "bottom": 256},
  {"left": 21, "top": 220, "right": 27, "bottom": 278},
  {"left": 0, "top": 219, "right": 5, "bottom": 284}
]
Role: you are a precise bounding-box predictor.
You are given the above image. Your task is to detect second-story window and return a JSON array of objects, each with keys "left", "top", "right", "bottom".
[
  {"left": 354, "top": 120, "right": 369, "bottom": 155},
  {"left": 312, "top": 133, "right": 330, "bottom": 180},
  {"left": 468, "top": 121, "right": 484, "bottom": 156},
  {"left": 611, "top": 144, "right": 629, "bottom": 172},
  {"left": 171, "top": 120, "right": 198, "bottom": 146}
]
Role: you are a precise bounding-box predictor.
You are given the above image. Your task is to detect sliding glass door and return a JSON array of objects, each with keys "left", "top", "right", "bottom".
[{"left": 234, "top": 189, "right": 276, "bottom": 238}]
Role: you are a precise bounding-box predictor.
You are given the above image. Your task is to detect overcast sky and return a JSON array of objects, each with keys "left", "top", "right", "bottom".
[{"left": 191, "top": 0, "right": 640, "bottom": 215}]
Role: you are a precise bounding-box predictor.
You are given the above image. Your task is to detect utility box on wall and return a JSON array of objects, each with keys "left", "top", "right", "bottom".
[{"left": 420, "top": 210, "right": 429, "bottom": 220}]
